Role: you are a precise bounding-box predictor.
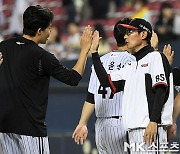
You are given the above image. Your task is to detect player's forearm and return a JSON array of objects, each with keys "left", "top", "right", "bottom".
[
  {"left": 150, "top": 86, "right": 166, "bottom": 123},
  {"left": 72, "top": 49, "right": 89, "bottom": 76},
  {"left": 79, "top": 101, "right": 95, "bottom": 125},
  {"left": 172, "top": 93, "right": 180, "bottom": 124}
]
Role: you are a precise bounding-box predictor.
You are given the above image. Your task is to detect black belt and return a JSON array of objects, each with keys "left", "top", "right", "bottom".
[
  {"left": 111, "top": 116, "right": 121, "bottom": 119},
  {"left": 97, "top": 116, "right": 122, "bottom": 119}
]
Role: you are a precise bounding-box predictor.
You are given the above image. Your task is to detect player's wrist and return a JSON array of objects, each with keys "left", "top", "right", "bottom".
[
  {"left": 149, "top": 121, "right": 157, "bottom": 124},
  {"left": 78, "top": 124, "right": 87, "bottom": 128},
  {"left": 91, "top": 52, "right": 99, "bottom": 59},
  {"left": 79, "top": 49, "right": 89, "bottom": 55},
  {"left": 90, "top": 50, "right": 98, "bottom": 54},
  {"left": 78, "top": 121, "right": 87, "bottom": 126},
  {"left": 149, "top": 121, "right": 158, "bottom": 126},
  {"left": 154, "top": 47, "right": 158, "bottom": 51}
]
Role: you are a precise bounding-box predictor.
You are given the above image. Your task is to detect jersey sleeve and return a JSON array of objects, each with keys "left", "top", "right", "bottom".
[
  {"left": 151, "top": 53, "right": 170, "bottom": 89},
  {"left": 41, "top": 51, "right": 81, "bottom": 86}
]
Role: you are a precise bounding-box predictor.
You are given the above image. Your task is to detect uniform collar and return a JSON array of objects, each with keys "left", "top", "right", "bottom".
[
  {"left": 19, "top": 36, "right": 37, "bottom": 44},
  {"left": 133, "top": 45, "right": 154, "bottom": 61}
]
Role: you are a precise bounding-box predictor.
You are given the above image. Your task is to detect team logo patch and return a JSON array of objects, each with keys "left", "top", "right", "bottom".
[
  {"left": 141, "top": 63, "right": 148, "bottom": 67},
  {"left": 16, "top": 42, "right": 25, "bottom": 45},
  {"left": 111, "top": 53, "right": 118, "bottom": 57}
]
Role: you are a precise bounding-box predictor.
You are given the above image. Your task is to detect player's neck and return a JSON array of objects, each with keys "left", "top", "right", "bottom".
[
  {"left": 117, "top": 46, "right": 127, "bottom": 51},
  {"left": 133, "top": 41, "right": 149, "bottom": 53},
  {"left": 22, "top": 35, "right": 39, "bottom": 44}
]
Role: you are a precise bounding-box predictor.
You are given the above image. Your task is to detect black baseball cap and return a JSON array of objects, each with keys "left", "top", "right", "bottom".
[
  {"left": 118, "top": 18, "right": 152, "bottom": 39},
  {"left": 113, "top": 18, "right": 132, "bottom": 46}
]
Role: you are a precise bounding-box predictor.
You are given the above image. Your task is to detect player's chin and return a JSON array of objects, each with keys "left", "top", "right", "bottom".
[
  {"left": 127, "top": 43, "right": 132, "bottom": 48},
  {"left": 127, "top": 44, "right": 135, "bottom": 50},
  {"left": 41, "top": 39, "right": 48, "bottom": 44}
]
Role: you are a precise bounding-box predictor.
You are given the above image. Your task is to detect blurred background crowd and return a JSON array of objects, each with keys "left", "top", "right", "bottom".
[
  {"left": 0, "top": 0, "right": 180, "bottom": 153},
  {"left": 0, "top": 0, "right": 180, "bottom": 61}
]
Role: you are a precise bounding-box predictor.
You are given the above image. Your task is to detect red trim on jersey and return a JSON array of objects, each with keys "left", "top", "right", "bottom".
[
  {"left": 108, "top": 74, "right": 117, "bottom": 94},
  {"left": 153, "top": 82, "right": 168, "bottom": 91}
]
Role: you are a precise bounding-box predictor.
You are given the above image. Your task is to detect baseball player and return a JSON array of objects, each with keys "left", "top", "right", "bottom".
[
  {"left": 167, "top": 71, "right": 180, "bottom": 141},
  {"left": 0, "top": 5, "right": 93, "bottom": 154},
  {"left": 167, "top": 90, "right": 180, "bottom": 140},
  {"left": 90, "top": 18, "right": 173, "bottom": 153},
  {"left": 163, "top": 48, "right": 180, "bottom": 141},
  {"left": 73, "top": 18, "right": 135, "bottom": 154}
]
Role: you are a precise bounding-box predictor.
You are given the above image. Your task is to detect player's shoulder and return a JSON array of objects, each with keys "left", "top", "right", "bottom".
[
  {"left": 149, "top": 51, "right": 167, "bottom": 59},
  {"left": 100, "top": 50, "right": 131, "bottom": 60},
  {"left": 0, "top": 37, "right": 16, "bottom": 46},
  {"left": 149, "top": 50, "right": 160, "bottom": 55},
  {"left": 149, "top": 51, "right": 170, "bottom": 66},
  {"left": 148, "top": 51, "right": 163, "bottom": 59}
]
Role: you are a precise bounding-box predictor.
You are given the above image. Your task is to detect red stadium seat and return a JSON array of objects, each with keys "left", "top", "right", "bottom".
[
  {"left": 147, "top": 2, "right": 161, "bottom": 11},
  {"left": 116, "top": 6, "right": 134, "bottom": 12},
  {"left": 172, "top": 0, "right": 180, "bottom": 9}
]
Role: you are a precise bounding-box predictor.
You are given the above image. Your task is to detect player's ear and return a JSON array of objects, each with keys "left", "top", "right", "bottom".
[
  {"left": 37, "top": 28, "right": 43, "bottom": 36},
  {"left": 141, "top": 31, "right": 148, "bottom": 40}
]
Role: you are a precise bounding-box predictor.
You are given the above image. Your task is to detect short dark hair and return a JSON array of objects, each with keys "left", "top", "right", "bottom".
[
  {"left": 113, "top": 18, "right": 131, "bottom": 47},
  {"left": 94, "top": 24, "right": 107, "bottom": 43},
  {"left": 23, "top": 5, "right": 54, "bottom": 36}
]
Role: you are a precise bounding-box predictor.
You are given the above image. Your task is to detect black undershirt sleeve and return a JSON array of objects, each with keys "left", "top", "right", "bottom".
[
  {"left": 91, "top": 52, "right": 110, "bottom": 87},
  {"left": 150, "top": 85, "right": 166, "bottom": 123},
  {"left": 86, "top": 92, "right": 95, "bottom": 104},
  {"left": 150, "top": 53, "right": 170, "bottom": 123},
  {"left": 92, "top": 52, "right": 125, "bottom": 93},
  {"left": 173, "top": 67, "right": 180, "bottom": 86}
]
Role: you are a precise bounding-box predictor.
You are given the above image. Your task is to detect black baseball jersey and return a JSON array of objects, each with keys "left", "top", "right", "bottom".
[{"left": 0, "top": 37, "right": 81, "bottom": 137}]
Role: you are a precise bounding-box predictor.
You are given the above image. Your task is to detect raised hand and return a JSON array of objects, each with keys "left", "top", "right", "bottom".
[
  {"left": 151, "top": 31, "right": 158, "bottom": 50},
  {"left": 163, "top": 44, "right": 174, "bottom": 65},
  {"left": 90, "top": 30, "right": 101, "bottom": 53},
  {"left": 80, "top": 25, "right": 93, "bottom": 54},
  {"left": 72, "top": 124, "right": 88, "bottom": 145}
]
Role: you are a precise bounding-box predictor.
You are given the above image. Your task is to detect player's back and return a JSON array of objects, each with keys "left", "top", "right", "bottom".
[
  {"left": 89, "top": 50, "right": 135, "bottom": 117},
  {"left": 0, "top": 37, "right": 44, "bottom": 80},
  {"left": 0, "top": 36, "right": 49, "bottom": 136}
]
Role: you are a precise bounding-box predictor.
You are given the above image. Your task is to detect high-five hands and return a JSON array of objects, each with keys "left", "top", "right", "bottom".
[
  {"left": 80, "top": 25, "right": 93, "bottom": 53},
  {"left": 90, "top": 30, "right": 101, "bottom": 53}
]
